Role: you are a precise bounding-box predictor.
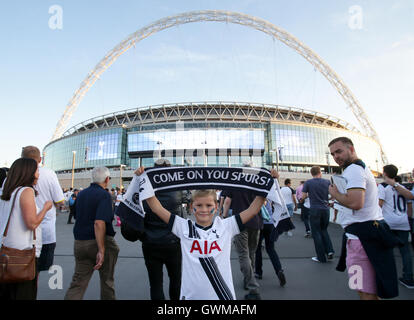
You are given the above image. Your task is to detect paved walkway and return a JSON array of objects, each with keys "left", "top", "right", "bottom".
[{"left": 37, "top": 211, "right": 414, "bottom": 300}]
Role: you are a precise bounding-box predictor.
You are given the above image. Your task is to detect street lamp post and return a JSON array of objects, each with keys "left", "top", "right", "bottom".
[
  {"left": 275, "top": 149, "right": 279, "bottom": 172},
  {"left": 156, "top": 141, "right": 163, "bottom": 159},
  {"left": 120, "top": 164, "right": 126, "bottom": 190},
  {"left": 276, "top": 145, "right": 284, "bottom": 172},
  {"left": 325, "top": 150, "right": 331, "bottom": 174},
  {"left": 201, "top": 140, "right": 207, "bottom": 167},
  {"left": 71, "top": 151, "right": 76, "bottom": 189},
  {"left": 269, "top": 150, "right": 275, "bottom": 169},
  {"left": 269, "top": 147, "right": 282, "bottom": 171}
]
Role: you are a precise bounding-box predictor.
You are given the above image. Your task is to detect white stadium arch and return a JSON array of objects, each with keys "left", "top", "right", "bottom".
[{"left": 52, "top": 10, "right": 387, "bottom": 163}]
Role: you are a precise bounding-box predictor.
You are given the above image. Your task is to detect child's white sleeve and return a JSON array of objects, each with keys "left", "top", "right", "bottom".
[
  {"left": 168, "top": 214, "right": 187, "bottom": 238},
  {"left": 226, "top": 215, "right": 244, "bottom": 237}
]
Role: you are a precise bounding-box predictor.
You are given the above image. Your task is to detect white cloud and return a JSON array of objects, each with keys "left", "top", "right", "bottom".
[{"left": 391, "top": 35, "right": 414, "bottom": 49}]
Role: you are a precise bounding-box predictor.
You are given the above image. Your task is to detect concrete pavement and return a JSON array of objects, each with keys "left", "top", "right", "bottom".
[{"left": 37, "top": 211, "right": 414, "bottom": 300}]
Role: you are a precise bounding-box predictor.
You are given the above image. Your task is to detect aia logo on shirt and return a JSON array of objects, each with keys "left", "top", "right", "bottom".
[{"left": 190, "top": 240, "right": 221, "bottom": 255}]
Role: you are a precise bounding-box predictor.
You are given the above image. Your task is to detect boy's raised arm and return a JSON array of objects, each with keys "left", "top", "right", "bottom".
[
  {"left": 239, "top": 196, "right": 266, "bottom": 224},
  {"left": 145, "top": 197, "right": 171, "bottom": 224},
  {"left": 134, "top": 166, "right": 171, "bottom": 224}
]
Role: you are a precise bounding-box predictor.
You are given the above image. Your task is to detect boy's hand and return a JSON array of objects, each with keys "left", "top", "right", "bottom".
[
  {"left": 134, "top": 166, "right": 145, "bottom": 176},
  {"left": 270, "top": 169, "right": 279, "bottom": 179}
]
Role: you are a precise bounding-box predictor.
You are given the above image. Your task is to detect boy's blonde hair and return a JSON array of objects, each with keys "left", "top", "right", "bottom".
[{"left": 191, "top": 189, "right": 217, "bottom": 203}]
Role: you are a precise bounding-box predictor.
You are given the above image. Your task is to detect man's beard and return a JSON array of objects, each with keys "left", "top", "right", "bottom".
[{"left": 341, "top": 157, "right": 353, "bottom": 169}]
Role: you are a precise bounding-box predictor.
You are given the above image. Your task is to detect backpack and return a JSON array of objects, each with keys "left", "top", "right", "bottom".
[{"left": 115, "top": 203, "right": 146, "bottom": 242}]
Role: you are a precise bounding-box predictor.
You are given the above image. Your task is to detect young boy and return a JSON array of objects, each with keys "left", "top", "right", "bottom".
[{"left": 135, "top": 167, "right": 266, "bottom": 300}]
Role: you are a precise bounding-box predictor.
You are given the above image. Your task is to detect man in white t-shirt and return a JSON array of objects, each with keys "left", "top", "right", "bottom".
[
  {"left": 22, "top": 146, "right": 65, "bottom": 272},
  {"left": 328, "top": 137, "right": 398, "bottom": 300},
  {"left": 280, "top": 179, "right": 297, "bottom": 216},
  {"left": 63, "top": 188, "right": 73, "bottom": 212},
  {"left": 379, "top": 165, "right": 414, "bottom": 289},
  {"left": 383, "top": 172, "right": 414, "bottom": 255},
  {"left": 280, "top": 179, "right": 297, "bottom": 236}
]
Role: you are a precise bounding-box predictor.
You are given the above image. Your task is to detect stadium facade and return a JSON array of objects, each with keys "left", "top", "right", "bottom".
[{"left": 43, "top": 102, "right": 384, "bottom": 188}]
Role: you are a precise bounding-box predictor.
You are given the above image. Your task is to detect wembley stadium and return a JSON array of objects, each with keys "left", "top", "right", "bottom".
[
  {"left": 42, "top": 11, "right": 388, "bottom": 189},
  {"left": 43, "top": 101, "right": 384, "bottom": 189}
]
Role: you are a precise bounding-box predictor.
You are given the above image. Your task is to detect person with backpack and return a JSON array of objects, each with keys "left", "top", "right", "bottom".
[{"left": 140, "top": 159, "right": 187, "bottom": 300}]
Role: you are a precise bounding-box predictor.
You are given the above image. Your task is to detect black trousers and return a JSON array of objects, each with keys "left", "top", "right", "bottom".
[
  {"left": 142, "top": 242, "right": 182, "bottom": 300},
  {"left": 68, "top": 207, "right": 75, "bottom": 223},
  {"left": 0, "top": 258, "right": 39, "bottom": 300},
  {"left": 37, "top": 243, "right": 56, "bottom": 272}
]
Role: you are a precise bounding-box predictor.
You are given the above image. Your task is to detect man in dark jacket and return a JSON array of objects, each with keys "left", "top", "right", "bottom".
[{"left": 141, "top": 159, "right": 187, "bottom": 300}]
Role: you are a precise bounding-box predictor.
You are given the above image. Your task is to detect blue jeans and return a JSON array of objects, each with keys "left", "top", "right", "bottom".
[
  {"left": 392, "top": 230, "right": 413, "bottom": 281},
  {"left": 286, "top": 203, "right": 294, "bottom": 218},
  {"left": 309, "top": 208, "right": 334, "bottom": 262},
  {"left": 302, "top": 206, "right": 311, "bottom": 233},
  {"left": 255, "top": 224, "right": 282, "bottom": 277}
]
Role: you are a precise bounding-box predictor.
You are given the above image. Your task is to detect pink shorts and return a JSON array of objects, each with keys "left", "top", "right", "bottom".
[{"left": 346, "top": 239, "right": 377, "bottom": 295}]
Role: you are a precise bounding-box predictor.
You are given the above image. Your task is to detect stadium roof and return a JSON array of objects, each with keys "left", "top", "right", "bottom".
[{"left": 61, "top": 101, "right": 361, "bottom": 138}]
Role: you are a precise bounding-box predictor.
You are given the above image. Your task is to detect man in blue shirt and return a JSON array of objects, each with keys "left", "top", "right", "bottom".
[
  {"left": 302, "top": 166, "right": 334, "bottom": 263},
  {"left": 65, "top": 167, "right": 119, "bottom": 300}
]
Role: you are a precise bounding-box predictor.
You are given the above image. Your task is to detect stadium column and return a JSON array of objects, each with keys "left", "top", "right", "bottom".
[{"left": 71, "top": 150, "right": 76, "bottom": 189}]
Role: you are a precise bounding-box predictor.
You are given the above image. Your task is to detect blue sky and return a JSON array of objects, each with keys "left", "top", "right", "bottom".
[{"left": 1, "top": 0, "right": 413, "bottom": 172}]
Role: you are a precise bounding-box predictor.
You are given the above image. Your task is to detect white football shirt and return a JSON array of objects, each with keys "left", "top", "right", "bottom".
[
  {"left": 339, "top": 163, "right": 383, "bottom": 229},
  {"left": 34, "top": 167, "right": 64, "bottom": 244},
  {"left": 169, "top": 214, "right": 242, "bottom": 300},
  {"left": 280, "top": 187, "right": 294, "bottom": 205},
  {"left": 378, "top": 183, "right": 410, "bottom": 231}
]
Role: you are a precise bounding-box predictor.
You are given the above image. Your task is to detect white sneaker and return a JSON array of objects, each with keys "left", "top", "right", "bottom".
[
  {"left": 287, "top": 231, "right": 293, "bottom": 237},
  {"left": 311, "top": 257, "right": 320, "bottom": 263}
]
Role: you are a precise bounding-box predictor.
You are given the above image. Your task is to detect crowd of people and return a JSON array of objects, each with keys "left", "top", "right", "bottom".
[{"left": 0, "top": 137, "right": 413, "bottom": 301}]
